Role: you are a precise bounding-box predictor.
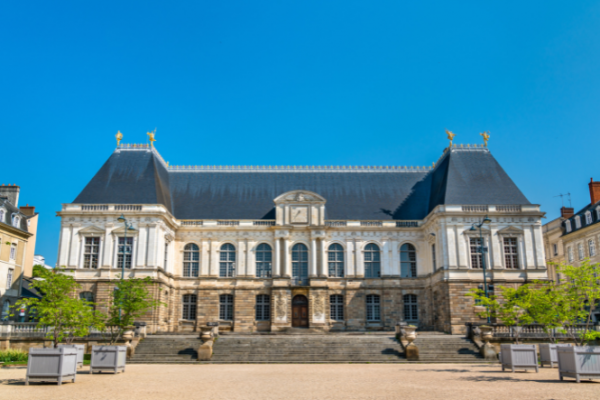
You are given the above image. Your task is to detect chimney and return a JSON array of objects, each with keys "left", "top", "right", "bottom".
[
  {"left": 589, "top": 178, "right": 600, "bottom": 205},
  {"left": 0, "top": 184, "right": 20, "bottom": 207},
  {"left": 561, "top": 207, "right": 574, "bottom": 219},
  {"left": 19, "top": 204, "right": 35, "bottom": 216}
]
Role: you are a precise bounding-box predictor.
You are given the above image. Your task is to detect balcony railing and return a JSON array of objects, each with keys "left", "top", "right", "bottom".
[
  {"left": 360, "top": 221, "right": 383, "bottom": 227},
  {"left": 81, "top": 205, "right": 109, "bottom": 211},
  {"left": 291, "top": 277, "right": 309, "bottom": 286},
  {"left": 496, "top": 205, "right": 522, "bottom": 213},
  {"left": 115, "top": 205, "right": 143, "bottom": 211},
  {"left": 396, "top": 221, "right": 419, "bottom": 228},
  {"left": 462, "top": 205, "right": 489, "bottom": 213},
  {"left": 326, "top": 221, "right": 347, "bottom": 227},
  {"left": 253, "top": 221, "right": 275, "bottom": 226},
  {"left": 181, "top": 220, "right": 204, "bottom": 226}
]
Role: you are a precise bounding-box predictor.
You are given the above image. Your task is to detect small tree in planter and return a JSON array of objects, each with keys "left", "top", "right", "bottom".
[
  {"left": 105, "top": 276, "right": 164, "bottom": 344},
  {"left": 526, "top": 280, "right": 570, "bottom": 343}
]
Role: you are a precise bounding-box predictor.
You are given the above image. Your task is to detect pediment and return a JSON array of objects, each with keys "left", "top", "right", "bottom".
[
  {"left": 274, "top": 190, "right": 326, "bottom": 204},
  {"left": 78, "top": 225, "right": 105, "bottom": 235},
  {"left": 111, "top": 226, "right": 138, "bottom": 235},
  {"left": 497, "top": 226, "right": 523, "bottom": 234}
]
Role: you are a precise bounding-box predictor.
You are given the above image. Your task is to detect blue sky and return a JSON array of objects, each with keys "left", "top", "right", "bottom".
[{"left": 1, "top": 1, "right": 600, "bottom": 266}]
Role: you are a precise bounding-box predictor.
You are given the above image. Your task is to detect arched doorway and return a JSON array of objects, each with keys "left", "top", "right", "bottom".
[{"left": 292, "top": 295, "right": 309, "bottom": 328}]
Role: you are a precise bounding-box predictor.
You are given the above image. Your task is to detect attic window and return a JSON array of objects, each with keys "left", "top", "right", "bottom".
[
  {"left": 0, "top": 209, "right": 4, "bottom": 223},
  {"left": 586, "top": 211, "right": 593, "bottom": 225},
  {"left": 574, "top": 216, "right": 581, "bottom": 229},
  {"left": 11, "top": 214, "right": 20, "bottom": 228},
  {"left": 565, "top": 220, "right": 572, "bottom": 233}
]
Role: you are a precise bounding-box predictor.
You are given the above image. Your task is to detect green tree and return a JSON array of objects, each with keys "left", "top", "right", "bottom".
[
  {"left": 105, "top": 276, "right": 164, "bottom": 344},
  {"left": 525, "top": 281, "right": 569, "bottom": 343},
  {"left": 11, "top": 267, "right": 104, "bottom": 348},
  {"left": 32, "top": 264, "right": 47, "bottom": 278}
]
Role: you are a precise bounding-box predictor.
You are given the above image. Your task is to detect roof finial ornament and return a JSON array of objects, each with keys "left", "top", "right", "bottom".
[
  {"left": 116, "top": 130, "right": 123, "bottom": 147},
  {"left": 480, "top": 131, "right": 490, "bottom": 147},
  {"left": 147, "top": 128, "right": 157, "bottom": 147},
  {"left": 445, "top": 129, "right": 456, "bottom": 147}
]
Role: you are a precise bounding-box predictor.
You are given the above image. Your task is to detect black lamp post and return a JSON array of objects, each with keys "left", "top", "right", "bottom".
[
  {"left": 470, "top": 215, "right": 492, "bottom": 323},
  {"left": 116, "top": 214, "right": 134, "bottom": 320}
]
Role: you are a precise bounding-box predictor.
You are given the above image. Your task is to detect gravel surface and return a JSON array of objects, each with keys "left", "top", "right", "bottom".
[{"left": 1, "top": 363, "right": 598, "bottom": 400}]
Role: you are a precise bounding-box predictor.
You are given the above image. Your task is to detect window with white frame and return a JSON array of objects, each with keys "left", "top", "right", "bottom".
[
  {"left": 364, "top": 244, "right": 381, "bottom": 278},
  {"left": 575, "top": 216, "right": 581, "bottom": 229},
  {"left": 83, "top": 237, "right": 100, "bottom": 269},
  {"left": 588, "top": 239, "right": 596, "bottom": 257},
  {"left": 183, "top": 243, "right": 199, "bottom": 277},
  {"left": 567, "top": 246, "right": 573, "bottom": 262},
  {"left": 403, "top": 294, "right": 418, "bottom": 322},
  {"left": 219, "top": 294, "right": 234, "bottom": 320},
  {"left": 431, "top": 244, "right": 437, "bottom": 271},
  {"left": 366, "top": 294, "right": 380, "bottom": 321},
  {"left": 503, "top": 237, "right": 519, "bottom": 269},
  {"left": 1, "top": 301, "right": 9, "bottom": 320},
  {"left": 330, "top": 294, "right": 344, "bottom": 321},
  {"left": 9, "top": 244, "right": 16, "bottom": 260},
  {"left": 586, "top": 211, "right": 593, "bottom": 225},
  {"left": 182, "top": 294, "right": 197, "bottom": 320},
  {"left": 117, "top": 237, "right": 133, "bottom": 269},
  {"left": 291, "top": 243, "right": 309, "bottom": 284},
  {"left": 6, "top": 269, "right": 13, "bottom": 289},
  {"left": 11, "top": 214, "right": 20, "bottom": 228},
  {"left": 553, "top": 244, "right": 558, "bottom": 256},
  {"left": 219, "top": 244, "right": 236, "bottom": 277},
  {"left": 255, "top": 243, "right": 272, "bottom": 278},
  {"left": 0, "top": 209, "right": 4, "bottom": 223},
  {"left": 400, "top": 244, "right": 417, "bottom": 278},
  {"left": 470, "top": 238, "right": 483, "bottom": 268},
  {"left": 565, "top": 220, "right": 572, "bottom": 233},
  {"left": 255, "top": 294, "right": 270, "bottom": 321},
  {"left": 328, "top": 244, "right": 344, "bottom": 277},
  {"left": 578, "top": 243, "right": 584, "bottom": 260}
]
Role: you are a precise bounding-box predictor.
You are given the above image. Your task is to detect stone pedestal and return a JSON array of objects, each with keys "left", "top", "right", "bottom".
[
  {"left": 406, "top": 343, "right": 419, "bottom": 361},
  {"left": 197, "top": 340, "right": 213, "bottom": 361},
  {"left": 481, "top": 343, "right": 498, "bottom": 361}
]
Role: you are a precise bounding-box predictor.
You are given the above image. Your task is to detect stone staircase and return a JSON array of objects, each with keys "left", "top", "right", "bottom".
[
  {"left": 130, "top": 335, "right": 201, "bottom": 363},
  {"left": 412, "top": 334, "right": 486, "bottom": 363}
]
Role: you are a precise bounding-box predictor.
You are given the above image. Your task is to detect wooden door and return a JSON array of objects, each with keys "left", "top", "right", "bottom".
[{"left": 292, "top": 295, "right": 309, "bottom": 327}]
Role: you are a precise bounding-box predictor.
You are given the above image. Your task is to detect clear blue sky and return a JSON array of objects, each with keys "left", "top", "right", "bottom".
[{"left": 2, "top": 1, "right": 600, "bottom": 266}]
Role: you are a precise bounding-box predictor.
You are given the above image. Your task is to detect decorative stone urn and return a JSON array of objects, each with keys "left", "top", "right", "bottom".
[
  {"left": 479, "top": 326, "right": 494, "bottom": 344},
  {"left": 199, "top": 326, "right": 214, "bottom": 342},
  {"left": 401, "top": 326, "right": 417, "bottom": 345},
  {"left": 122, "top": 326, "right": 136, "bottom": 341}
]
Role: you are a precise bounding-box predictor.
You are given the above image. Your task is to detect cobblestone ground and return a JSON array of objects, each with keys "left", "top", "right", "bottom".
[{"left": 1, "top": 364, "right": 599, "bottom": 400}]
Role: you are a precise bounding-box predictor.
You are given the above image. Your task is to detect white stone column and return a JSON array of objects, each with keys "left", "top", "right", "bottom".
[
  {"left": 382, "top": 239, "right": 391, "bottom": 276},
  {"left": 446, "top": 224, "right": 457, "bottom": 269},
  {"left": 310, "top": 238, "right": 318, "bottom": 277},
  {"left": 391, "top": 240, "right": 400, "bottom": 276},
  {"left": 237, "top": 239, "right": 246, "bottom": 277},
  {"left": 490, "top": 225, "right": 502, "bottom": 269},
  {"left": 355, "top": 239, "right": 364, "bottom": 277},
  {"left": 209, "top": 239, "right": 219, "bottom": 277},
  {"left": 68, "top": 227, "right": 81, "bottom": 268},
  {"left": 533, "top": 224, "right": 545, "bottom": 268},
  {"left": 345, "top": 239, "right": 355, "bottom": 277},
  {"left": 274, "top": 238, "right": 281, "bottom": 277},
  {"left": 58, "top": 225, "right": 72, "bottom": 267},
  {"left": 102, "top": 226, "right": 113, "bottom": 268},
  {"left": 147, "top": 225, "right": 158, "bottom": 268},
  {"left": 200, "top": 239, "right": 210, "bottom": 276},
  {"left": 283, "top": 239, "right": 291, "bottom": 277},
  {"left": 524, "top": 226, "right": 535, "bottom": 269},
  {"left": 440, "top": 220, "right": 449, "bottom": 270},
  {"left": 320, "top": 239, "right": 327, "bottom": 277},
  {"left": 247, "top": 239, "right": 257, "bottom": 277},
  {"left": 136, "top": 226, "right": 148, "bottom": 267}
]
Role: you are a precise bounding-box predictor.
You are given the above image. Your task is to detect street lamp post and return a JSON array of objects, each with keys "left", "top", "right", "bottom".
[
  {"left": 117, "top": 214, "right": 134, "bottom": 321},
  {"left": 471, "top": 215, "right": 492, "bottom": 324}
]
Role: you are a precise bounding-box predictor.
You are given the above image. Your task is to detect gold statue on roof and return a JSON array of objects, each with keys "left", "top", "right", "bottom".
[
  {"left": 116, "top": 130, "right": 123, "bottom": 146},
  {"left": 480, "top": 131, "right": 490, "bottom": 147},
  {"left": 445, "top": 129, "right": 456, "bottom": 146},
  {"left": 147, "top": 129, "right": 157, "bottom": 147}
]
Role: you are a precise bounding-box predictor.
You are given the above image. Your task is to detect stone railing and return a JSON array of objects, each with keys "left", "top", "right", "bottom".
[
  {"left": 217, "top": 220, "right": 240, "bottom": 226},
  {"left": 496, "top": 205, "right": 522, "bottom": 213},
  {"left": 326, "top": 221, "right": 347, "bottom": 227},
  {"left": 114, "top": 205, "right": 143, "bottom": 211},
  {"left": 466, "top": 323, "right": 600, "bottom": 340},
  {"left": 253, "top": 221, "right": 275, "bottom": 226},
  {"left": 396, "top": 221, "right": 419, "bottom": 228},
  {"left": 81, "top": 205, "right": 109, "bottom": 211},
  {"left": 79, "top": 204, "right": 144, "bottom": 212},
  {"left": 181, "top": 220, "right": 204, "bottom": 226},
  {"left": 0, "top": 322, "right": 133, "bottom": 339},
  {"left": 360, "top": 221, "right": 383, "bottom": 227},
  {"left": 462, "top": 205, "right": 489, "bottom": 213}
]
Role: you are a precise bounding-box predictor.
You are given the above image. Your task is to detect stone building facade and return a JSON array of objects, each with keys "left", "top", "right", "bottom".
[{"left": 57, "top": 142, "right": 547, "bottom": 334}]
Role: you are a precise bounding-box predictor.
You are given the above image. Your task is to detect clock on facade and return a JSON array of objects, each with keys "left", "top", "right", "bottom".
[{"left": 290, "top": 206, "right": 309, "bottom": 224}]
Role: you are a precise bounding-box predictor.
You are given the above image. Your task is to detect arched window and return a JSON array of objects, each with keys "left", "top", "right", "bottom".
[
  {"left": 182, "top": 294, "right": 197, "bottom": 320},
  {"left": 219, "top": 294, "right": 234, "bottom": 320},
  {"left": 400, "top": 244, "right": 417, "bottom": 278},
  {"left": 255, "top": 244, "right": 272, "bottom": 278},
  {"left": 291, "top": 243, "right": 309, "bottom": 285},
  {"left": 366, "top": 294, "right": 380, "bottom": 321},
  {"left": 404, "top": 294, "right": 418, "bottom": 322},
  {"left": 183, "top": 244, "right": 200, "bottom": 277},
  {"left": 364, "top": 244, "right": 381, "bottom": 278},
  {"left": 328, "top": 244, "right": 344, "bottom": 277},
  {"left": 330, "top": 294, "right": 344, "bottom": 321},
  {"left": 255, "top": 294, "right": 270, "bottom": 321},
  {"left": 1, "top": 300, "right": 10, "bottom": 321},
  {"left": 219, "top": 244, "right": 236, "bottom": 277}
]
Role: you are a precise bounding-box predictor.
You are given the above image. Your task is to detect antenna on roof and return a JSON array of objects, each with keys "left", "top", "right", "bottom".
[{"left": 554, "top": 193, "right": 572, "bottom": 208}]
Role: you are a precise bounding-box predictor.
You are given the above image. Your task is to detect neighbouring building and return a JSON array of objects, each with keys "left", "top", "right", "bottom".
[
  {"left": 56, "top": 139, "right": 547, "bottom": 334},
  {"left": 0, "top": 184, "right": 38, "bottom": 321}
]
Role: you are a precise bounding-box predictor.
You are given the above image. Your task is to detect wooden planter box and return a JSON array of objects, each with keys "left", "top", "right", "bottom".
[
  {"left": 26, "top": 347, "right": 78, "bottom": 385},
  {"left": 539, "top": 344, "right": 570, "bottom": 368},
  {"left": 90, "top": 346, "right": 127, "bottom": 374},
  {"left": 557, "top": 346, "right": 600, "bottom": 383},
  {"left": 58, "top": 344, "right": 85, "bottom": 368},
  {"left": 500, "top": 344, "right": 538, "bottom": 373}
]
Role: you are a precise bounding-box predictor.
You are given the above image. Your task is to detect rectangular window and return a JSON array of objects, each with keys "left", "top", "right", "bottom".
[
  {"left": 255, "top": 294, "right": 270, "bottom": 321},
  {"left": 470, "top": 238, "right": 483, "bottom": 268},
  {"left": 565, "top": 220, "right": 572, "bottom": 233},
  {"left": 575, "top": 216, "right": 581, "bottom": 229},
  {"left": 503, "top": 238, "right": 519, "bottom": 269},
  {"left": 83, "top": 237, "right": 100, "bottom": 269},
  {"left": 431, "top": 244, "right": 437, "bottom": 271},
  {"left": 9, "top": 244, "right": 16, "bottom": 260},
  {"left": 567, "top": 247, "right": 573, "bottom": 262},
  {"left": 578, "top": 243, "right": 584, "bottom": 260},
  {"left": 182, "top": 294, "right": 197, "bottom": 320},
  {"left": 6, "top": 269, "right": 13, "bottom": 289},
  {"left": 117, "top": 237, "right": 133, "bottom": 269},
  {"left": 553, "top": 244, "right": 558, "bottom": 256},
  {"left": 366, "top": 294, "right": 380, "bottom": 322},
  {"left": 330, "top": 295, "right": 344, "bottom": 321},
  {"left": 219, "top": 294, "right": 234, "bottom": 320},
  {"left": 586, "top": 212, "right": 593, "bottom": 225},
  {"left": 403, "top": 294, "right": 418, "bottom": 321},
  {"left": 164, "top": 243, "right": 169, "bottom": 269},
  {"left": 589, "top": 239, "right": 596, "bottom": 257}
]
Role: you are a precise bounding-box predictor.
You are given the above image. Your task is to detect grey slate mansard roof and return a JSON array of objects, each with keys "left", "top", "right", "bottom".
[
  {"left": 73, "top": 146, "right": 530, "bottom": 220},
  {"left": 0, "top": 197, "right": 29, "bottom": 232}
]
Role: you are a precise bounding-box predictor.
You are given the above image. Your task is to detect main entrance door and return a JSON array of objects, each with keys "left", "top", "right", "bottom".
[{"left": 292, "top": 295, "right": 309, "bottom": 328}]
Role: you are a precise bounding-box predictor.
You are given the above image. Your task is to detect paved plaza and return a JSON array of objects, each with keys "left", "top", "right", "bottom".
[{"left": 1, "top": 363, "right": 599, "bottom": 400}]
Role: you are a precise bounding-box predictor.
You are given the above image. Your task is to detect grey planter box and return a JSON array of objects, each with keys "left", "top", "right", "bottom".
[
  {"left": 500, "top": 344, "right": 539, "bottom": 373},
  {"left": 557, "top": 346, "right": 600, "bottom": 383},
  {"left": 26, "top": 347, "right": 78, "bottom": 385},
  {"left": 58, "top": 344, "right": 85, "bottom": 368},
  {"left": 90, "top": 346, "right": 126, "bottom": 374},
  {"left": 539, "top": 344, "right": 570, "bottom": 368}
]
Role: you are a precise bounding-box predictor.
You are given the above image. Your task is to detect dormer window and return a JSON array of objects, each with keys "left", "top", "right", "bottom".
[
  {"left": 11, "top": 214, "right": 20, "bottom": 228},
  {"left": 586, "top": 211, "right": 593, "bottom": 225},
  {"left": 565, "top": 220, "right": 572, "bottom": 233},
  {"left": 597, "top": 206, "right": 600, "bottom": 220},
  {"left": 574, "top": 216, "right": 581, "bottom": 229},
  {"left": 0, "top": 209, "right": 4, "bottom": 223}
]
